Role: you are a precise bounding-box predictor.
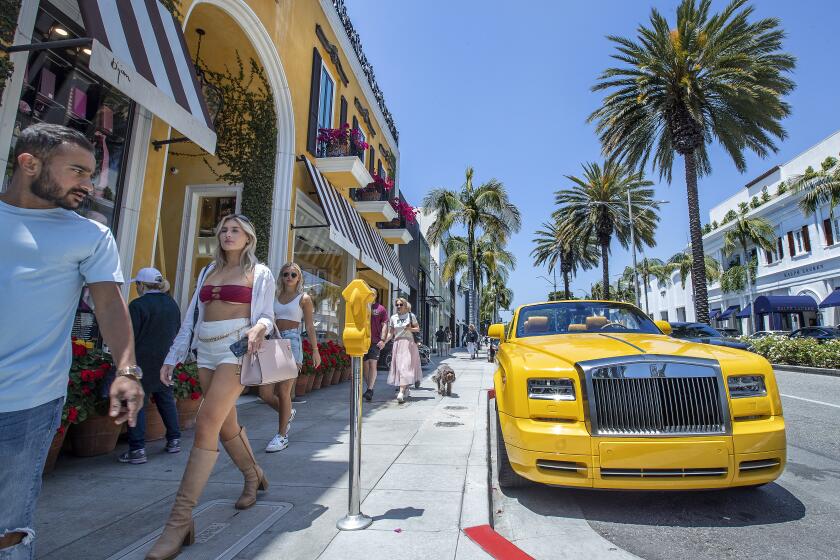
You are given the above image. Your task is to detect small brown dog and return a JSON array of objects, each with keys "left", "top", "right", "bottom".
[{"left": 432, "top": 364, "right": 456, "bottom": 396}]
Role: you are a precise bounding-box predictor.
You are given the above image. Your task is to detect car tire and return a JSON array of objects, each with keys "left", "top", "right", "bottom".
[{"left": 496, "top": 409, "right": 528, "bottom": 489}]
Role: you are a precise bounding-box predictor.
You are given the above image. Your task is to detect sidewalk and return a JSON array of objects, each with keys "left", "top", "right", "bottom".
[{"left": 34, "top": 350, "right": 496, "bottom": 560}]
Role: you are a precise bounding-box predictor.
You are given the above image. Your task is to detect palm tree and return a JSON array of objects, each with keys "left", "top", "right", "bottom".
[
  {"left": 668, "top": 250, "right": 721, "bottom": 290},
  {"left": 723, "top": 215, "right": 775, "bottom": 331},
  {"left": 554, "top": 161, "right": 659, "bottom": 299},
  {"left": 531, "top": 222, "right": 598, "bottom": 299},
  {"left": 635, "top": 257, "right": 669, "bottom": 315},
  {"left": 590, "top": 0, "right": 795, "bottom": 324},
  {"left": 424, "top": 167, "right": 521, "bottom": 326},
  {"left": 481, "top": 272, "right": 513, "bottom": 324},
  {"left": 792, "top": 157, "right": 840, "bottom": 222}
]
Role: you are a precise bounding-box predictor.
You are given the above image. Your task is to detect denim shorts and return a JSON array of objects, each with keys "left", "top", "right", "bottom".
[
  {"left": 0, "top": 397, "right": 64, "bottom": 560},
  {"left": 278, "top": 329, "right": 303, "bottom": 365}
]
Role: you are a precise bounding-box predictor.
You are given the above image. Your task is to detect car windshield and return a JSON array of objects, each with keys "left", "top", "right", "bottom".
[
  {"left": 514, "top": 302, "right": 660, "bottom": 337},
  {"left": 671, "top": 324, "right": 722, "bottom": 338}
]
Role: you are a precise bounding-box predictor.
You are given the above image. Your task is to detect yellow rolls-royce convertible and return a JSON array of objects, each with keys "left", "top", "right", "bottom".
[{"left": 489, "top": 300, "right": 785, "bottom": 490}]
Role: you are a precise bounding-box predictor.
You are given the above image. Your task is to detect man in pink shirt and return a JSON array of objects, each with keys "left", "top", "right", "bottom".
[{"left": 363, "top": 298, "right": 388, "bottom": 401}]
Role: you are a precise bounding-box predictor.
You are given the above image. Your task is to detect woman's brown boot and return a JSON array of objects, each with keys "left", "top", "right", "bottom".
[
  {"left": 145, "top": 447, "right": 218, "bottom": 560},
  {"left": 222, "top": 426, "right": 268, "bottom": 510}
]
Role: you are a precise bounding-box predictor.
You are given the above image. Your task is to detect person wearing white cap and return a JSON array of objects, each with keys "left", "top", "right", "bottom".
[{"left": 119, "top": 268, "right": 182, "bottom": 464}]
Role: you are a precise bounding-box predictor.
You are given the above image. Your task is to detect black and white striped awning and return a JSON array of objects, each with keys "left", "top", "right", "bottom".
[
  {"left": 78, "top": 0, "right": 216, "bottom": 153},
  {"left": 303, "top": 158, "right": 407, "bottom": 290}
]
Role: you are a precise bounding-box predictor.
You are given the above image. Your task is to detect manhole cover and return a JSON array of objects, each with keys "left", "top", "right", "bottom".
[
  {"left": 435, "top": 421, "right": 464, "bottom": 427},
  {"left": 106, "top": 500, "right": 292, "bottom": 560},
  {"left": 444, "top": 406, "right": 467, "bottom": 410}
]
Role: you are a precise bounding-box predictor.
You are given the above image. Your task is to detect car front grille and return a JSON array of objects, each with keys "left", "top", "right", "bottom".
[{"left": 581, "top": 356, "right": 729, "bottom": 436}]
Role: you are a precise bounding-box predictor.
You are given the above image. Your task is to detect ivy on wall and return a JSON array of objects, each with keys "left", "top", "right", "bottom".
[
  {"left": 0, "top": 0, "right": 23, "bottom": 102},
  {"left": 202, "top": 55, "right": 277, "bottom": 263},
  {"left": 159, "top": 0, "right": 182, "bottom": 22}
]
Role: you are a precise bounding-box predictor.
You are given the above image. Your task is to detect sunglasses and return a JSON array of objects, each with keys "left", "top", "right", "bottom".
[
  {"left": 395, "top": 303, "right": 404, "bottom": 307},
  {"left": 282, "top": 272, "right": 298, "bottom": 278},
  {"left": 225, "top": 214, "right": 252, "bottom": 225}
]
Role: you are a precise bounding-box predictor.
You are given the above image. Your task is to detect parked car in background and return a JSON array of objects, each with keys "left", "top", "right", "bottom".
[
  {"left": 750, "top": 330, "right": 790, "bottom": 339},
  {"left": 669, "top": 322, "right": 754, "bottom": 351},
  {"left": 717, "top": 327, "right": 741, "bottom": 337},
  {"left": 788, "top": 327, "right": 840, "bottom": 342}
]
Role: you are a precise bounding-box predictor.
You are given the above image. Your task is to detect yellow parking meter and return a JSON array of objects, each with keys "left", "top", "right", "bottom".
[{"left": 338, "top": 278, "right": 375, "bottom": 531}]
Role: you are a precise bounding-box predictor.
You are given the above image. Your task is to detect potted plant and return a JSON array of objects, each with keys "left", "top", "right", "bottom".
[
  {"left": 350, "top": 127, "right": 369, "bottom": 158},
  {"left": 172, "top": 362, "right": 202, "bottom": 430},
  {"left": 65, "top": 338, "right": 121, "bottom": 457},
  {"left": 318, "top": 342, "right": 333, "bottom": 387},
  {"left": 339, "top": 346, "right": 351, "bottom": 381},
  {"left": 317, "top": 124, "right": 350, "bottom": 157},
  {"left": 328, "top": 341, "right": 343, "bottom": 385},
  {"left": 389, "top": 199, "right": 419, "bottom": 226},
  {"left": 358, "top": 173, "right": 395, "bottom": 201},
  {"left": 302, "top": 340, "right": 316, "bottom": 393}
]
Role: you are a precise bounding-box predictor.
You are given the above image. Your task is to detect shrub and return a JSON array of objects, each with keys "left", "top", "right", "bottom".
[
  {"left": 738, "top": 201, "right": 749, "bottom": 214},
  {"left": 750, "top": 196, "right": 761, "bottom": 209},
  {"left": 761, "top": 186, "right": 771, "bottom": 203},
  {"left": 776, "top": 181, "right": 788, "bottom": 196},
  {"left": 745, "top": 335, "right": 840, "bottom": 369}
]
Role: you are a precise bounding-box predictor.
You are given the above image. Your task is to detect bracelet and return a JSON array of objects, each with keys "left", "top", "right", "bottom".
[{"left": 116, "top": 365, "right": 144, "bottom": 382}]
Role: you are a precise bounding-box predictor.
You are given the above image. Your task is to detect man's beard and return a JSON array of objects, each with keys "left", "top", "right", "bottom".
[{"left": 31, "top": 168, "right": 86, "bottom": 210}]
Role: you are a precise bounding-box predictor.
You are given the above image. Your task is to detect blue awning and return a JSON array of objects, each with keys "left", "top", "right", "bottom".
[
  {"left": 819, "top": 289, "right": 840, "bottom": 309},
  {"left": 753, "top": 295, "right": 818, "bottom": 315},
  {"left": 709, "top": 308, "right": 721, "bottom": 321},
  {"left": 719, "top": 305, "right": 740, "bottom": 319},
  {"left": 736, "top": 304, "right": 752, "bottom": 318}
]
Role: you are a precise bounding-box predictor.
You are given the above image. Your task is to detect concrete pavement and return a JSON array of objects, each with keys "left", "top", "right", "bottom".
[{"left": 34, "top": 351, "right": 496, "bottom": 560}]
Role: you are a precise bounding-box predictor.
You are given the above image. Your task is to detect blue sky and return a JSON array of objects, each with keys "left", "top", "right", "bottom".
[{"left": 344, "top": 0, "right": 840, "bottom": 320}]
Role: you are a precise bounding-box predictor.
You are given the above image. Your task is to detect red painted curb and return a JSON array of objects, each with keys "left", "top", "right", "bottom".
[{"left": 463, "top": 525, "right": 535, "bottom": 560}]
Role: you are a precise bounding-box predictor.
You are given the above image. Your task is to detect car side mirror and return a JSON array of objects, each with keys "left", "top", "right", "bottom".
[
  {"left": 488, "top": 323, "right": 505, "bottom": 341},
  {"left": 655, "top": 320, "right": 672, "bottom": 336}
]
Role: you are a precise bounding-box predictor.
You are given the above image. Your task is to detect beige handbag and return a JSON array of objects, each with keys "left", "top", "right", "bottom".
[{"left": 239, "top": 338, "right": 298, "bottom": 386}]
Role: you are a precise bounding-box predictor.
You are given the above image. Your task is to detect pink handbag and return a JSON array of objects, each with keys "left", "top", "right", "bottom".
[{"left": 239, "top": 338, "right": 298, "bottom": 386}]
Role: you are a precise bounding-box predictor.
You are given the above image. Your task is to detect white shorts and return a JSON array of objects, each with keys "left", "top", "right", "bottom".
[{"left": 196, "top": 318, "right": 250, "bottom": 370}]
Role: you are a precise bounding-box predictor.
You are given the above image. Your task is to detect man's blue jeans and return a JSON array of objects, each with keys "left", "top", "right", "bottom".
[
  {"left": 127, "top": 387, "right": 181, "bottom": 451},
  {"left": 0, "top": 397, "right": 63, "bottom": 560}
]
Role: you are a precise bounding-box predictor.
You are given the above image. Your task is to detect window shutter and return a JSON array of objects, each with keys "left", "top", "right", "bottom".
[
  {"left": 787, "top": 231, "right": 795, "bottom": 255},
  {"left": 306, "top": 48, "right": 323, "bottom": 156},
  {"left": 802, "top": 226, "right": 811, "bottom": 252},
  {"left": 339, "top": 96, "right": 348, "bottom": 127},
  {"left": 369, "top": 147, "right": 375, "bottom": 174},
  {"left": 765, "top": 250, "right": 772, "bottom": 265},
  {"left": 825, "top": 219, "right": 834, "bottom": 246},
  {"left": 377, "top": 159, "right": 383, "bottom": 178},
  {"left": 777, "top": 237, "right": 784, "bottom": 259}
]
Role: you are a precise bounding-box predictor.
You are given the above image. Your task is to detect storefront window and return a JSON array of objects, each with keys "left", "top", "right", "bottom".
[{"left": 3, "top": 1, "right": 135, "bottom": 231}]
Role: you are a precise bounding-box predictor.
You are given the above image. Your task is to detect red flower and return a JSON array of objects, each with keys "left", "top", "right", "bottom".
[
  {"left": 80, "top": 369, "right": 94, "bottom": 382},
  {"left": 72, "top": 344, "right": 86, "bottom": 357},
  {"left": 190, "top": 392, "right": 201, "bottom": 400},
  {"left": 177, "top": 373, "right": 188, "bottom": 382},
  {"left": 82, "top": 386, "right": 92, "bottom": 395},
  {"left": 188, "top": 378, "right": 197, "bottom": 386},
  {"left": 57, "top": 425, "right": 66, "bottom": 435},
  {"left": 67, "top": 407, "right": 79, "bottom": 423},
  {"left": 67, "top": 378, "right": 73, "bottom": 386}
]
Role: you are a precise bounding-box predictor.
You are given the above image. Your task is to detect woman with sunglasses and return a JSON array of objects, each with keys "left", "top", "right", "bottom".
[
  {"left": 378, "top": 297, "right": 421, "bottom": 403},
  {"left": 260, "top": 262, "right": 320, "bottom": 452},
  {"left": 147, "top": 214, "right": 275, "bottom": 560}
]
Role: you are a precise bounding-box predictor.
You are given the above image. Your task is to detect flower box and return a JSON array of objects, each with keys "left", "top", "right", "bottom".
[
  {"left": 69, "top": 414, "right": 121, "bottom": 457},
  {"left": 43, "top": 427, "right": 67, "bottom": 475},
  {"left": 312, "top": 372, "right": 324, "bottom": 390},
  {"left": 176, "top": 398, "right": 202, "bottom": 431},
  {"left": 295, "top": 375, "right": 309, "bottom": 396}
]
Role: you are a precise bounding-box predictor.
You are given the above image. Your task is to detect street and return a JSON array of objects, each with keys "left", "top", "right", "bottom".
[{"left": 491, "top": 369, "right": 840, "bottom": 559}]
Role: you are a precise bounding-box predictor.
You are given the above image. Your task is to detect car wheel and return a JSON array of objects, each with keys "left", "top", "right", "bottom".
[{"left": 496, "top": 409, "right": 528, "bottom": 489}]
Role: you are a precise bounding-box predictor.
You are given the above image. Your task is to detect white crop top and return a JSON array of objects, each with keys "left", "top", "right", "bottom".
[{"left": 274, "top": 293, "right": 303, "bottom": 322}]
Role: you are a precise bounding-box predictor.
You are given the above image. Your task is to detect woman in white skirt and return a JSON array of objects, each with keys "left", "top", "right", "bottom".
[{"left": 378, "top": 297, "right": 422, "bottom": 403}]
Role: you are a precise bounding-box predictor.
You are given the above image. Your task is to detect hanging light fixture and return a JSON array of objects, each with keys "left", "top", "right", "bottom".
[{"left": 192, "top": 28, "right": 224, "bottom": 125}]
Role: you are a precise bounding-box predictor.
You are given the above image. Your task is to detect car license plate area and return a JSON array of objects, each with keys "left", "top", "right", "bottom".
[{"left": 598, "top": 440, "right": 728, "bottom": 469}]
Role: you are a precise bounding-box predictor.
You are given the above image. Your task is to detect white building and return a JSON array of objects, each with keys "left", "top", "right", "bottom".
[{"left": 647, "top": 129, "right": 840, "bottom": 333}]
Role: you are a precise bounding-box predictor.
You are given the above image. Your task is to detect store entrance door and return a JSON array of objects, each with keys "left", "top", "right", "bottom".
[{"left": 176, "top": 185, "right": 241, "bottom": 311}]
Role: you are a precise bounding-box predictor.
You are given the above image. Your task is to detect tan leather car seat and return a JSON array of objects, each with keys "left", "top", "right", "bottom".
[
  {"left": 524, "top": 316, "right": 549, "bottom": 334},
  {"left": 586, "top": 316, "right": 608, "bottom": 330},
  {"left": 568, "top": 323, "right": 587, "bottom": 332}
]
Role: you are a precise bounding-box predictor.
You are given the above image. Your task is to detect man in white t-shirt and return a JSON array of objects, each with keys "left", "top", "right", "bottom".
[{"left": 0, "top": 124, "right": 144, "bottom": 558}]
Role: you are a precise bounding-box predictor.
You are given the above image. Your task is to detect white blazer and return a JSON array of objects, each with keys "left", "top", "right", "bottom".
[{"left": 164, "top": 262, "right": 276, "bottom": 366}]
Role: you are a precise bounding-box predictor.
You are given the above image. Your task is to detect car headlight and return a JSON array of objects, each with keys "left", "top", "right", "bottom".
[
  {"left": 528, "top": 378, "right": 576, "bottom": 401},
  {"left": 727, "top": 375, "right": 767, "bottom": 398}
]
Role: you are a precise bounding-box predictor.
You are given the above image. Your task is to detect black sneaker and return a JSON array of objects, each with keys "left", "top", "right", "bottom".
[
  {"left": 118, "top": 449, "right": 147, "bottom": 464},
  {"left": 414, "top": 381, "right": 421, "bottom": 389},
  {"left": 363, "top": 389, "right": 373, "bottom": 402},
  {"left": 291, "top": 396, "right": 307, "bottom": 404},
  {"left": 165, "top": 439, "right": 181, "bottom": 454}
]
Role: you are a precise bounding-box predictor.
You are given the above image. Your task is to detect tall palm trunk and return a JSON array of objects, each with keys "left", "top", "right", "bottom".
[
  {"left": 600, "top": 240, "right": 610, "bottom": 299},
  {"left": 742, "top": 241, "right": 754, "bottom": 334},
  {"left": 467, "top": 226, "right": 478, "bottom": 328},
  {"left": 643, "top": 273, "right": 650, "bottom": 315},
  {"left": 685, "top": 152, "right": 709, "bottom": 324},
  {"left": 562, "top": 269, "right": 571, "bottom": 300}
]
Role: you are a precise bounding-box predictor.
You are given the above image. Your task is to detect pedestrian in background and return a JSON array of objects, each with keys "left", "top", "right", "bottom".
[
  {"left": 363, "top": 296, "right": 388, "bottom": 402},
  {"left": 0, "top": 124, "right": 142, "bottom": 559},
  {"left": 119, "top": 268, "right": 182, "bottom": 465},
  {"left": 466, "top": 324, "right": 479, "bottom": 359},
  {"left": 444, "top": 326, "right": 452, "bottom": 356},
  {"left": 260, "top": 262, "right": 320, "bottom": 453},
  {"left": 379, "top": 297, "right": 421, "bottom": 403},
  {"left": 435, "top": 326, "right": 446, "bottom": 356},
  {"left": 149, "top": 214, "right": 275, "bottom": 560}
]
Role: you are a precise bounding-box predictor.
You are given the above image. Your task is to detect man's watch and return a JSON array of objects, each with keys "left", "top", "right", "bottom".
[{"left": 115, "top": 365, "right": 143, "bottom": 382}]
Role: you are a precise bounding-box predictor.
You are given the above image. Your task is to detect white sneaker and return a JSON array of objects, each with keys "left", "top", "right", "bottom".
[
  {"left": 287, "top": 409, "right": 296, "bottom": 434},
  {"left": 265, "top": 433, "right": 289, "bottom": 452},
  {"left": 397, "top": 391, "right": 405, "bottom": 404}
]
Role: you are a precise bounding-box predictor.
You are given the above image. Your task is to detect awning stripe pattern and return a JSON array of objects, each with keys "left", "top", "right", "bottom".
[
  {"left": 78, "top": 0, "right": 216, "bottom": 153},
  {"left": 303, "top": 159, "right": 406, "bottom": 289}
]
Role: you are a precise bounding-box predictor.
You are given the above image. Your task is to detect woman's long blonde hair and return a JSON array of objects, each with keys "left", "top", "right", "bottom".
[
  {"left": 395, "top": 297, "right": 411, "bottom": 313},
  {"left": 277, "top": 262, "right": 304, "bottom": 296},
  {"left": 213, "top": 215, "right": 258, "bottom": 273}
]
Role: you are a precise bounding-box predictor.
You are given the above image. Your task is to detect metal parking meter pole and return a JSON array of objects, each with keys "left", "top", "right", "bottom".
[{"left": 337, "top": 279, "right": 375, "bottom": 531}]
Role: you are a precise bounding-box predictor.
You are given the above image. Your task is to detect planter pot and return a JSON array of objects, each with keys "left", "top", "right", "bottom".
[
  {"left": 43, "top": 428, "right": 67, "bottom": 475},
  {"left": 69, "top": 414, "right": 121, "bottom": 457},
  {"left": 342, "top": 365, "right": 351, "bottom": 381},
  {"left": 359, "top": 189, "right": 380, "bottom": 201},
  {"left": 177, "top": 398, "right": 202, "bottom": 431},
  {"left": 144, "top": 402, "right": 165, "bottom": 442},
  {"left": 312, "top": 372, "right": 324, "bottom": 390},
  {"left": 305, "top": 374, "right": 315, "bottom": 393},
  {"left": 295, "top": 375, "right": 308, "bottom": 396},
  {"left": 326, "top": 144, "right": 348, "bottom": 157},
  {"left": 331, "top": 367, "right": 342, "bottom": 385},
  {"left": 321, "top": 369, "right": 332, "bottom": 387}
]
